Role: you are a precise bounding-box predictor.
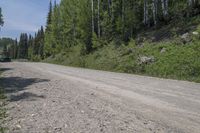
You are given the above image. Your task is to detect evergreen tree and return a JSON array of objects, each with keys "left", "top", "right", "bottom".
[
  {"left": 0, "top": 7, "right": 4, "bottom": 27},
  {"left": 18, "top": 33, "right": 28, "bottom": 59},
  {"left": 14, "top": 39, "right": 18, "bottom": 59},
  {"left": 28, "top": 34, "right": 34, "bottom": 59},
  {"left": 41, "top": 0, "right": 200, "bottom": 56},
  {"left": 46, "top": 1, "right": 53, "bottom": 32},
  {"left": 7, "top": 0, "right": 200, "bottom": 62},
  {"left": 44, "top": 1, "right": 54, "bottom": 57},
  {"left": 38, "top": 26, "right": 45, "bottom": 58}
]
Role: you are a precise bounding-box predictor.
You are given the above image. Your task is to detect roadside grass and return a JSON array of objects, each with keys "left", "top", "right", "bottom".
[
  {"left": 44, "top": 36, "right": 200, "bottom": 83},
  {"left": 0, "top": 70, "right": 7, "bottom": 133}
]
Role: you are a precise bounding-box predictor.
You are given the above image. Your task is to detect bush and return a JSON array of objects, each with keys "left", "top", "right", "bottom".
[{"left": 44, "top": 37, "right": 200, "bottom": 82}]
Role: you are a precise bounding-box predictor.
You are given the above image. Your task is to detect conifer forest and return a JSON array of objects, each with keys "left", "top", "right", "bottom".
[{"left": 1, "top": 0, "right": 200, "bottom": 81}]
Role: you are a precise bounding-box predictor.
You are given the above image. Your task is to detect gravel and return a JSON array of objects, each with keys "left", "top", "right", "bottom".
[{"left": 1, "top": 62, "right": 200, "bottom": 133}]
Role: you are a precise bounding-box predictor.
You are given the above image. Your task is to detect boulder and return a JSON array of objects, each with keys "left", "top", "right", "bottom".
[
  {"left": 180, "top": 33, "right": 191, "bottom": 44},
  {"left": 160, "top": 48, "right": 167, "bottom": 53},
  {"left": 139, "top": 56, "right": 155, "bottom": 64},
  {"left": 181, "top": 33, "right": 189, "bottom": 38}
]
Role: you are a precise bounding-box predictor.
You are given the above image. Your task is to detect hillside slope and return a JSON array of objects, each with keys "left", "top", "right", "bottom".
[{"left": 45, "top": 15, "right": 200, "bottom": 82}]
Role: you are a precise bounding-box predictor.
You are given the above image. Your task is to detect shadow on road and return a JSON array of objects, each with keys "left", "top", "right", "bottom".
[
  {"left": 9, "top": 92, "right": 45, "bottom": 102},
  {"left": 0, "top": 77, "right": 49, "bottom": 93},
  {"left": 0, "top": 68, "right": 13, "bottom": 73},
  {"left": 0, "top": 67, "right": 49, "bottom": 102}
]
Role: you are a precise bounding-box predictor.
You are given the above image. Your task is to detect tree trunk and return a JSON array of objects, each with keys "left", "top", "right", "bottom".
[
  {"left": 143, "top": 0, "right": 149, "bottom": 26},
  {"left": 108, "top": 0, "right": 111, "bottom": 17},
  {"left": 188, "top": 0, "right": 193, "bottom": 6},
  {"left": 189, "top": 0, "right": 198, "bottom": 7},
  {"left": 122, "top": 0, "right": 125, "bottom": 23},
  {"left": 161, "top": 0, "right": 168, "bottom": 20},
  {"left": 152, "top": 0, "right": 158, "bottom": 26},
  {"left": 122, "top": 0, "right": 125, "bottom": 39},
  {"left": 91, "top": 0, "right": 94, "bottom": 33},
  {"left": 98, "top": 0, "right": 101, "bottom": 37}
]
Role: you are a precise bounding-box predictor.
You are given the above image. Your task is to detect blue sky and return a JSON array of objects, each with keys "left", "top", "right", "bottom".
[{"left": 0, "top": 0, "right": 60, "bottom": 39}]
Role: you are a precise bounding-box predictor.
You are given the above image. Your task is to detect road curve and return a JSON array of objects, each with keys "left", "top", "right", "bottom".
[{"left": 1, "top": 62, "right": 200, "bottom": 133}]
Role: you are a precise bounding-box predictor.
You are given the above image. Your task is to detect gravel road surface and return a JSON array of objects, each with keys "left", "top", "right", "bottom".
[{"left": 0, "top": 62, "right": 200, "bottom": 133}]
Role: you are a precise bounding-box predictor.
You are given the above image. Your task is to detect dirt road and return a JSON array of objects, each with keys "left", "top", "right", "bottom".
[{"left": 0, "top": 62, "right": 200, "bottom": 133}]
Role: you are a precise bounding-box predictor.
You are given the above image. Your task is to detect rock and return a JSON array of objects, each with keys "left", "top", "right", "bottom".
[
  {"left": 81, "top": 110, "right": 85, "bottom": 113},
  {"left": 16, "top": 124, "right": 22, "bottom": 129},
  {"left": 31, "top": 114, "right": 36, "bottom": 117},
  {"left": 120, "top": 127, "right": 125, "bottom": 131},
  {"left": 180, "top": 33, "right": 191, "bottom": 43},
  {"left": 139, "top": 56, "right": 155, "bottom": 64},
  {"left": 160, "top": 48, "right": 167, "bottom": 53},
  {"left": 192, "top": 31, "right": 199, "bottom": 35},
  {"left": 144, "top": 122, "right": 148, "bottom": 125},
  {"left": 181, "top": 33, "right": 189, "bottom": 39},
  {"left": 54, "top": 127, "right": 62, "bottom": 131},
  {"left": 64, "top": 124, "right": 68, "bottom": 128}
]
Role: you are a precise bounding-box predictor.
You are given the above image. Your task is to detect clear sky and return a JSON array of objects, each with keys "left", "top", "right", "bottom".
[{"left": 0, "top": 0, "right": 60, "bottom": 39}]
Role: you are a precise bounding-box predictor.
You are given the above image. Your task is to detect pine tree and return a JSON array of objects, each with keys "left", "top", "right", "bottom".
[
  {"left": 0, "top": 7, "right": 3, "bottom": 27},
  {"left": 46, "top": 1, "right": 53, "bottom": 32},
  {"left": 14, "top": 39, "right": 18, "bottom": 59},
  {"left": 38, "top": 26, "right": 44, "bottom": 58},
  {"left": 44, "top": 1, "right": 54, "bottom": 57},
  {"left": 42, "top": 0, "right": 200, "bottom": 56},
  {"left": 18, "top": 33, "right": 28, "bottom": 59},
  {"left": 51, "top": 2, "right": 63, "bottom": 53},
  {"left": 28, "top": 35, "right": 34, "bottom": 59}
]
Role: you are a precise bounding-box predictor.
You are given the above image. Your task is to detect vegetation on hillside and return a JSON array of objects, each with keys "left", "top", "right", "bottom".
[
  {"left": 3, "top": 0, "right": 200, "bottom": 82},
  {"left": 44, "top": 31, "right": 200, "bottom": 82}
]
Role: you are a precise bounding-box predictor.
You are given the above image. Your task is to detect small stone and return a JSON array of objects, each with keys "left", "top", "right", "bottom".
[
  {"left": 124, "top": 121, "right": 129, "bottom": 124},
  {"left": 139, "top": 56, "right": 155, "bottom": 64},
  {"left": 144, "top": 122, "right": 148, "bottom": 125},
  {"left": 192, "top": 31, "right": 199, "bottom": 35},
  {"left": 181, "top": 33, "right": 189, "bottom": 39},
  {"left": 54, "top": 127, "right": 62, "bottom": 131},
  {"left": 64, "top": 124, "right": 68, "bottom": 128},
  {"left": 180, "top": 33, "right": 191, "bottom": 43},
  {"left": 160, "top": 48, "right": 166, "bottom": 53},
  {"left": 120, "top": 128, "right": 125, "bottom": 131},
  {"left": 149, "top": 128, "right": 153, "bottom": 131},
  {"left": 81, "top": 110, "right": 84, "bottom": 113},
  {"left": 16, "top": 124, "right": 22, "bottom": 129}
]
